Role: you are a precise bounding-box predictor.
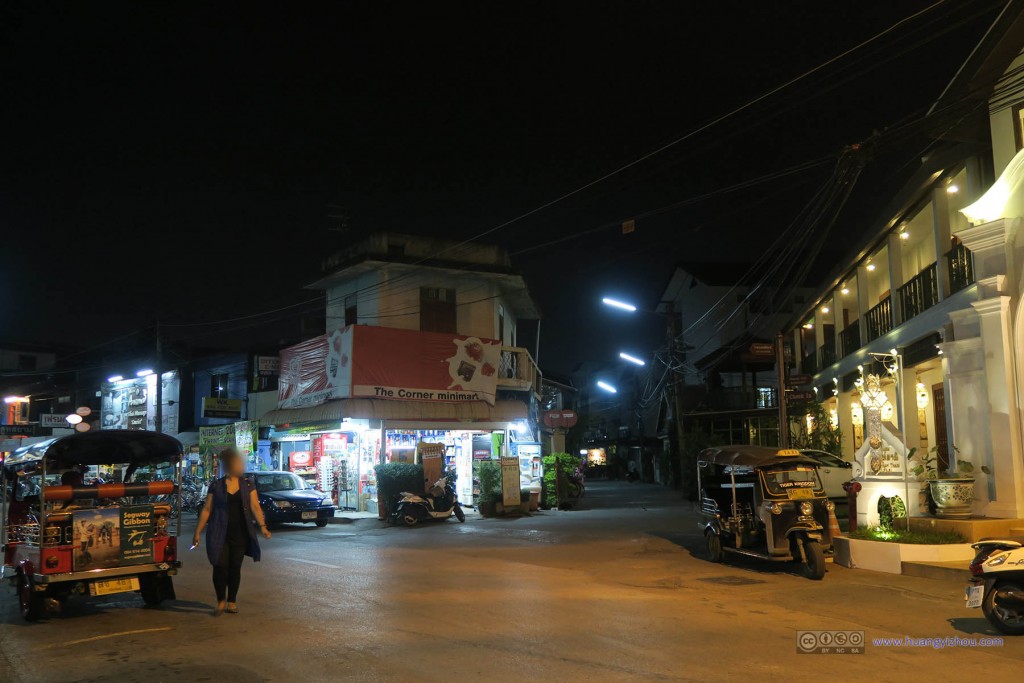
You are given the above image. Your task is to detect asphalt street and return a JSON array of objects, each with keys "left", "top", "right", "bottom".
[{"left": 2, "top": 480, "right": 1022, "bottom": 682}]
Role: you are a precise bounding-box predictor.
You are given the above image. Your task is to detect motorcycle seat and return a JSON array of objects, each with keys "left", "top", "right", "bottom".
[{"left": 974, "top": 536, "right": 1024, "bottom": 547}]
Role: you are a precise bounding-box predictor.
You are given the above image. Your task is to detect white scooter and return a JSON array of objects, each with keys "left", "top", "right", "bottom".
[
  {"left": 965, "top": 537, "right": 1024, "bottom": 635},
  {"left": 389, "top": 477, "right": 466, "bottom": 526}
]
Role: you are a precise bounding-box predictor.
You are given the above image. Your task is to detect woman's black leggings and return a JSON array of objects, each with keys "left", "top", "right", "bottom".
[{"left": 213, "top": 544, "right": 245, "bottom": 602}]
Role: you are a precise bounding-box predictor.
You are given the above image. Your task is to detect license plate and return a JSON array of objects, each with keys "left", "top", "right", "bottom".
[
  {"left": 89, "top": 577, "right": 140, "bottom": 597},
  {"left": 965, "top": 585, "right": 984, "bottom": 608},
  {"left": 301, "top": 511, "right": 317, "bottom": 520},
  {"left": 787, "top": 488, "right": 814, "bottom": 500}
]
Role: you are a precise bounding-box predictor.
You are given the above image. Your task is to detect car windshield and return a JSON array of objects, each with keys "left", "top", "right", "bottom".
[
  {"left": 761, "top": 466, "right": 822, "bottom": 495},
  {"left": 255, "top": 473, "right": 308, "bottom": 492}
]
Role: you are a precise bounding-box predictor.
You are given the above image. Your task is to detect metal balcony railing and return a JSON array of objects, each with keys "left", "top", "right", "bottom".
[
  {"left": 866, "top": 297, "right": 892, "bottom": 341},
  {"left": 898, "top": 263, "right": 938, "bottom": 322},
  {"left": 840, "top": 323, "right": 860, "bottom": 358},
  {"left": 819, "top": 337, "right": 836, "bottom": 369},
  {"left": 947, "top": 244, "right": 975, "bottom": 294},
  {"left": 497, "top": 346, "right": 541, "bottom": 396}
]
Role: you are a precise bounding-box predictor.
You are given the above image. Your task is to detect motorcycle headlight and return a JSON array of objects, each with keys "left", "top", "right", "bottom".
[
  {"left": 275, "top": 500, "right": 292, "bottom": 509},
  {"left": 800, "top": 501, "right": 813, "bottom": 516},
  {"left": 825, "top": 500, "right": 835, "bottom": 511},
  {"left": 769, "top": 503, "right": 782, "bottom": 515}
]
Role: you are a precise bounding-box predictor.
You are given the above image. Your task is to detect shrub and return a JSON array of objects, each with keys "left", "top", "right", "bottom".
[
  {"left": 848, "top": 526, "right": 965, "bottom": 545},
  {"left": 541, "top": 452, "right": 579, "bottom": 508},
  {"left": 374, "top": 463, "right": 424, "bottom": 510},
  {"left": 478, "top": 461, "right": 501, "bottom": 504}
]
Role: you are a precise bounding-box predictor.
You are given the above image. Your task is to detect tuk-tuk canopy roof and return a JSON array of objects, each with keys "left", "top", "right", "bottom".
[
  {"left": 4, "top": 431, "right": 183, "bottom": 469},
  {"left": 698, "top": 445, "right": 821, "bottom": 468}
]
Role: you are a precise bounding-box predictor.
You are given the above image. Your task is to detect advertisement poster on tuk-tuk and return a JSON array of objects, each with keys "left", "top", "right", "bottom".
[
  {"left": 119, "top": 506, "right": 155, "bottom": 565},
  {"left": 73, "top": 508, "right": 121, "bottom": 571}
]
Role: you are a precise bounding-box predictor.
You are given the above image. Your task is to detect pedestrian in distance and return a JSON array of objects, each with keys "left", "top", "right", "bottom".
[{"left": 193, "top": 447, "right": 272, "bottom": 617}]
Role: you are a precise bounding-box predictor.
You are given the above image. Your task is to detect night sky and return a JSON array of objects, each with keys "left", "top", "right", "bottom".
[{"left": 0, "top": 1, "right": 1001, "bottom": 375}]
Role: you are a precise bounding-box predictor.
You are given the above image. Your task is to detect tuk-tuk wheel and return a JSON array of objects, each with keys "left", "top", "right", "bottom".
[
  {"left": 705, "top": 531, "right": 724, "bottom": 563},
  {"left": 18, "top": 573, "right": 44, "bottom": 622},
  {"left": 139, "top": 575, "right": 166, "bottom": 606},
  {"left": 801, "top": 541, "right": 826, "bottom": 580}
]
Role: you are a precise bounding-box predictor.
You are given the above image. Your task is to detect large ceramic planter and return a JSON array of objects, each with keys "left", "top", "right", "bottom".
[{"left": 928, "top": 478, "right": 975, "bottom": 519}]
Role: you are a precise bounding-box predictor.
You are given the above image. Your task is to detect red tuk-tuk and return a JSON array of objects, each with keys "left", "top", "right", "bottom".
[{"left": 2, "top": 431, "right": 184, "bottom": 620}]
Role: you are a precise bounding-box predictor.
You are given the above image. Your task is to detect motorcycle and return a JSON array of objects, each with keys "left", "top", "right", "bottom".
[
  {"left": 965, "top": 537, "right": 1024, "bottom": 635},
  {"left": 389, "top": 476, "right": 465, "bottom": 527}
]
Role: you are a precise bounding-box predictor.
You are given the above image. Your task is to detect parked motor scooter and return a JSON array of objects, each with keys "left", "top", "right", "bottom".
[
  {"left": 965, "top": 537, "right": 1024, "bottom": 635},
  {"left": 390, "top": 475, "right": 466, "bottom": 526}
]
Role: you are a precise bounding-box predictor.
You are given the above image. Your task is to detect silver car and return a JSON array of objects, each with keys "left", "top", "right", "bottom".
[{"left": 799, "top": 450, "right": 855, "bottom": 500}]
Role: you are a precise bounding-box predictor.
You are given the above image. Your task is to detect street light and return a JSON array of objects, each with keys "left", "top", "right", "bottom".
[
  {"left": 597, "top": 381, "right": 618, "bottom": 393},
  {"left": 107, "top": 375, "right": 124, "bottom": 383},
  {"left": 601, "top": 297, "right": 637, "bottom": 313},
  {"left": 136, "top": 369, "right": 154, "bottom": 377},
  {"left": 618, "top": 352, "right": 646, "bottom": 366}
]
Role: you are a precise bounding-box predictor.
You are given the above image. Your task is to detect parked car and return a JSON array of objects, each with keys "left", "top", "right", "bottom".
[
  {"left": 253, "top": 471, "right": 335, "bottom": 528},
  {"left": 799, "top": 450, "right": 855, "bottom": 499}
]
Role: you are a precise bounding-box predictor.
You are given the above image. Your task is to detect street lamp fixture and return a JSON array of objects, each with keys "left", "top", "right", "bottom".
[
  {"left": 601, "top": 297, "right": 637, "bottom": 313},
  {"left": 618, "top": 352, "right": 646, "bottom": 366},
  {"left": 107, "top": 375, "right": 124, "bottom": 383},
  {"left": 596, "top": 381, "right": 618, "bottom": 394},
  {"left": 136, "top": 369, "right": 154, "bottom": 377}
]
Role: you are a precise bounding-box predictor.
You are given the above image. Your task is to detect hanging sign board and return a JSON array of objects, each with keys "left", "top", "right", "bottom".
[{"left": 500, "top": 456, "right": 520, "bottom": 507}]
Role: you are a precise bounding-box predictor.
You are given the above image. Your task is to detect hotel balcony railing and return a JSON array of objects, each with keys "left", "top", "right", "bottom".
[
  {"left": 840, "top": 322, "right": 860, "bottom": 358},
  {"left": 819, "top": 337, "right": 836, "bottom": 369},
  {"left": 497, "top": 346, "right": 541, "bottom": 397},
  {"left": 898, "top": 262, "right": 938, "bottom": 322},
  {"left": 947, "top": 243, "right": 976, "bottom": 295},
  {"left": 866, "top": 297, "right": 892, "bottom": 342}
]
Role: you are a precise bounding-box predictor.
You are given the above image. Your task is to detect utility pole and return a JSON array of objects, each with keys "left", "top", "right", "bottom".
[
  {"left": 155, "top": 322, "right": 163, "bottom": 434},
  {"left": 666, "top": 302, "right": 687, "bottom": 489},
  {"left": 776, "top": 332, "right": 789, "bottom": 448}
]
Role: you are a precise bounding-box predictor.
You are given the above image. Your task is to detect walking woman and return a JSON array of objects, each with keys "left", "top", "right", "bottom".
[{"left": 193, "top": 448, "right": 272, "bottom": 616}]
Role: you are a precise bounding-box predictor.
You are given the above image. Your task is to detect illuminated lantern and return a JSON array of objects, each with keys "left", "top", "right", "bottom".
[{"left": 916, "top": 382, "right": 929, "bottom": 410}]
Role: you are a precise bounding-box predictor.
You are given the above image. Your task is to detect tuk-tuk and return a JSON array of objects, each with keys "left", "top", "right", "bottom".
[
  {"left": 697, "top": 445, "right": 833, "bottom": 580},
  {"left": 2, "top": 431, "right": 184, "bottom": 620}
]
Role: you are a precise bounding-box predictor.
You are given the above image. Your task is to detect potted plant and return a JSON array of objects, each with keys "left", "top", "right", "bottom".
[
  {"left": 519, "top": 488, "right": 532, "bottom": 514},
  {"left": 907, "top": 446, "right": 990, "bottom": 519},
  {"left": 477, "top": 461, "right": 501, "bottom": 517}
]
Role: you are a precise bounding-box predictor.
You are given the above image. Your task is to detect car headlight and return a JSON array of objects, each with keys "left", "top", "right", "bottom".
[
  {"left": 800, "top": 501, "right": 813, "bottom": 516},
  {"left": 321, "top": 499, "right": 332, "bottom": 507},
  {"left": 769, "top": 503, "right": 782, "bottom": 515},
  {"left": 275, "top": 500, "right": 292, "bottom": 509}
]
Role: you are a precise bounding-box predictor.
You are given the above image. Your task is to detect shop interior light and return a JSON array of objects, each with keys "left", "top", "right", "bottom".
[
  {"left": 899, "top": 230, "right": 910, "bottom": 240},
  {"left": 601, "top": 297, "right": 637, "bottom": 313},
  {"left": 3, "top": 396, "right": 29, "bottom": 404},
  {"left": 515, "top": 421, "right": 529, "bottom": 434},
  {"left": 841, "top": 287, "right": 850, "bottom": 295},
  {"left": 866, "top": 263, "right": 876, "bottom": 271},
  {"left": 107, "top": 375, "right": 124, "bottom": 383},
  {"left": 947, "top": 184, "right": 959, "bottom": 194},
  {"left": 136, "top": 369, "right": 154, "bottom": 377},
  {"left": 596, "top": 381, "right": 617, "bottom": 393},
  {"left": 803, "top": 322, "right": 813, "bottom": 329},
  {"left": 821, "top": 306, "right": 829, "bottom": 313},
  {"left": 618, "top": 352, "right": 646, "bottom": 366}
]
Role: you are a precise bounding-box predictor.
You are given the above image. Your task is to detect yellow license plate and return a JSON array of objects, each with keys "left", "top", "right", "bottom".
[
  {"left": 787, "top": 488, "right": 814, "bottom": 500},
  {"left": 89, "top": 577, "right": 140, "bottom": 596}
]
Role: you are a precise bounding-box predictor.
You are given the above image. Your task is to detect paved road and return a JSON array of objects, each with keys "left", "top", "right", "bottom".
[{"left": 2, "top": 480, "right": 1022, "bottom": 682}]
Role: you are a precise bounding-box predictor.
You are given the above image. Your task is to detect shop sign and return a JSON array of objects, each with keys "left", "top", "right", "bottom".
[
  {"left": 0, "top": 424, "right": 37, "bottom": 437},
  {"left": 749, "top": 342, "right": 776, "bottom": 357},
  {"left": 786, "top": 391, "right": 815, "bottom": 403},
  {"left": 40, "top": 414, "right": 69, "bottom": 429},
  {"left": 500, "top": 456, "right": 520, "bottom": 507},
  {"left": 542, "top": 410, "right": 578, "bottom": 429},
  {"left": 257, "top": 356, "right": 280, "bottom": 376},
  {"left": 276, "top": 326, "right": 502, "bottom": 409},
  {"left": 202, "top": 397, "right": 244, "bottom": 419},
  {"left": 787, "top": 374, "right": 812, "bottom": 387},
  {"left": 290, "top": 451, "right": 312, "bottom": 470}
]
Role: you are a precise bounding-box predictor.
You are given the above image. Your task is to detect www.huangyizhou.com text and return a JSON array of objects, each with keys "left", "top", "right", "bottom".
[{"left": 872, "top": 635, "right": 1004, "bottom": 649}]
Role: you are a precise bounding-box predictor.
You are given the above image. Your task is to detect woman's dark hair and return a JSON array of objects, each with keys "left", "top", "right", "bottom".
[{"left": 219, "top": 447, "right": 242, "bottom": 469}]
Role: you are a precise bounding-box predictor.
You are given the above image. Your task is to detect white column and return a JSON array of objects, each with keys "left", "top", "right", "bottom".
[{"left": 971, "top": 296, "right": 1024, "bottom": 518}]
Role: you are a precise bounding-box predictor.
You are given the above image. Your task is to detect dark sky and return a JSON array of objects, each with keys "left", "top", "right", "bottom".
[{"left": 0, "top": 1, "right": 1001, "bottom": 375}]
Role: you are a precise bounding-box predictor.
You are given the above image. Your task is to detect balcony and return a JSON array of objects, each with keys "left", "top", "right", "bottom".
[
  {"left": 840, "top": 323, "right": 860, "bottom": 358},
  {"left": 866, "top": 297, "right": 892, "bottom": 341},
  {"left": 898, "top": 263, "right": 938, "bottom": 321},
  {"left": 706, "top": 387, "right": 778, "bottom": 411},
  {"left": 497, "top": 346, "right": 541, "bottom": 397},
  {"left": 947, "top": 243, "right": 975, "bottom": 294},
  {"left": 819, "top": 337, "right": 836, "bottom": 369}
]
